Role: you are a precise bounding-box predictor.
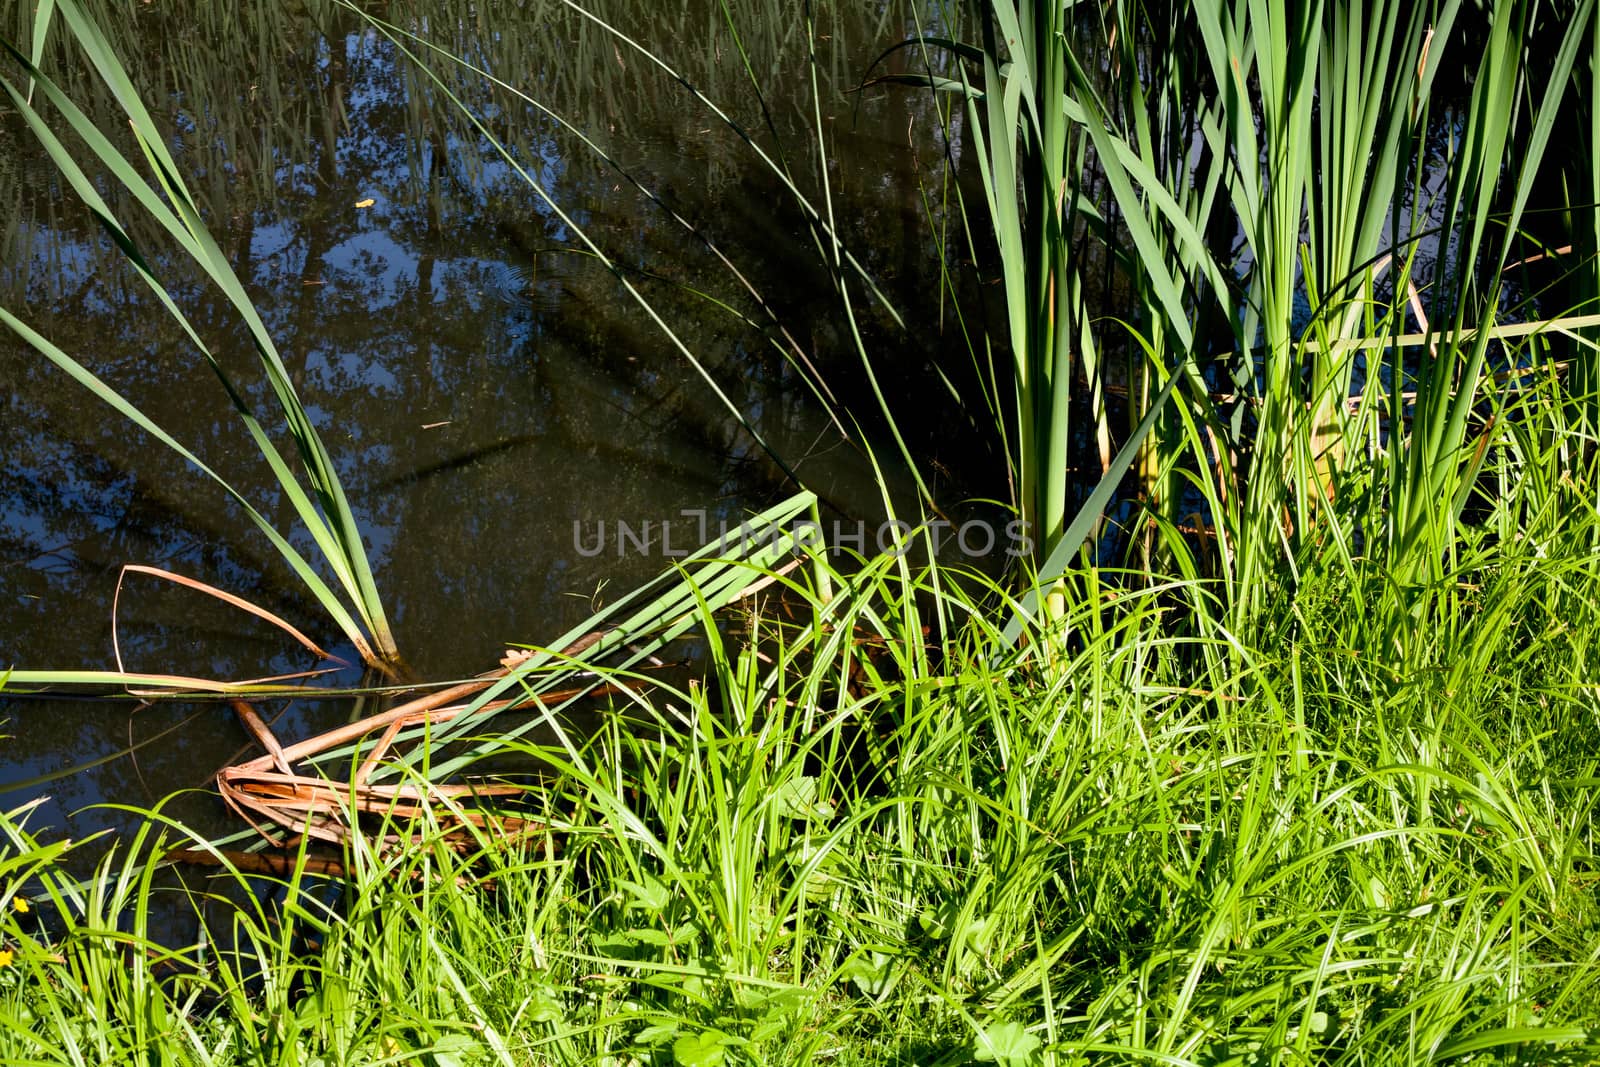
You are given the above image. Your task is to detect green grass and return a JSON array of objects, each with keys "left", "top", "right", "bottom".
[{"left": 2, "top": 537, "right": 1599, "bottom": 1064}]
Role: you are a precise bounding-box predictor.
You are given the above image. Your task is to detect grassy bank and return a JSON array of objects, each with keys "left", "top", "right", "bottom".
[
  {"left": 5, "top": 0, "right": 1600, "bottom": 1062},
  {"left": 3, "top": 531, "right": 1599, "bottom": 1063}
]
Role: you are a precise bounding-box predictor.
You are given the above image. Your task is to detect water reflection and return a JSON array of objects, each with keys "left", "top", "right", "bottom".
[{"left": 0, "top": 0, "right": 988, "bottom": 843}]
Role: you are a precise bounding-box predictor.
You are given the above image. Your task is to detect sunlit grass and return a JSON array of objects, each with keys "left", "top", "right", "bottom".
[{"left": 2, "top": 534, "right": 1599, "bottom": 1062}]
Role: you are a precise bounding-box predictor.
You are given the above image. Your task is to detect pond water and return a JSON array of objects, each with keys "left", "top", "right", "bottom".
[{"left": 0, "top": 0, "right": 998, "bottom": 848}]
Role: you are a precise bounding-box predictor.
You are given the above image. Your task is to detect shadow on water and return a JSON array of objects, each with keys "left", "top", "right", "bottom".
[{"left": 0, "top": 0, "right": 997, "bottom": 851}]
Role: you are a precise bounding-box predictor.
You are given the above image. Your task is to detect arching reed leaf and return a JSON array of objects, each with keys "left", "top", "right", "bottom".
[{"left": 1, "top": 1, "right": 399, "bottom": 668}]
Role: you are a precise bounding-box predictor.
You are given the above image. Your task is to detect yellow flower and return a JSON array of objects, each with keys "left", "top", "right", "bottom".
[
  {"left": 11, "top": 897, "right": 28, "bottom": 914},
  {"left": 0, "top": 949, "right": 14, "bottom": 968}
]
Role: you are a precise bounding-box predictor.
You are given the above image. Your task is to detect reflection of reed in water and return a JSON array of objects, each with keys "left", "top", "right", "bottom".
[
  {"left": 0, "top": 0, "right": 969, "bottom": 683},
  {"left": 5, "top": 0, "right": 960, "bottom": 228}
]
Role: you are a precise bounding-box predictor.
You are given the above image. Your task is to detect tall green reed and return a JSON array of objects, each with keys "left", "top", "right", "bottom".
[
  {"left": 968, "top": 1, "right": 1096, "bottom": 567},
  {"left": 901, "top": 0, "right": 1600, "bottom": 632}
]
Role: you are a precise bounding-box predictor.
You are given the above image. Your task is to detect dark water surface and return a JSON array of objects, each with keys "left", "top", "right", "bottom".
[{"left": 0, "top": 0, "right": 988, "bottom": 847}]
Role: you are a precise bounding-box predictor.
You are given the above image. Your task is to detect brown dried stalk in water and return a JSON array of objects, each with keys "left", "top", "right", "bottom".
[{"left": 217, "top": 639, "right": 618, "bottom": 848}]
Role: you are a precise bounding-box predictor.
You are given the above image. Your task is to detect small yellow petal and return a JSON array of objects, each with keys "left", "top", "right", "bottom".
[
  {"left": 354, "top": 198, "right": 376, "bottom": 209},
  {"left": 0, "top": 950, "right": 14, "bottom": 968},
  {"left": 11, "top": 897, "right": 29, "bottom": 914}
]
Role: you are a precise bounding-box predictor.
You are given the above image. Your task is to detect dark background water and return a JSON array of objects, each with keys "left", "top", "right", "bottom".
[{"left": 0, "top": 0, "right": 995, "bottom": 846}]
